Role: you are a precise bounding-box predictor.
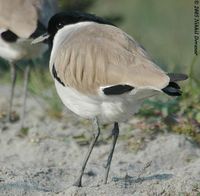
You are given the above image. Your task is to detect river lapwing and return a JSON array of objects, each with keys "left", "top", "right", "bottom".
[{"left": 33, "top": 11, "right": 188, "bottom": 187}]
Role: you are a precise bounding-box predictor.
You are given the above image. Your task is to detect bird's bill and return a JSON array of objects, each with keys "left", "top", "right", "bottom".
[{"left": 31, "top": 33, "right": 50, "bottom": 44}]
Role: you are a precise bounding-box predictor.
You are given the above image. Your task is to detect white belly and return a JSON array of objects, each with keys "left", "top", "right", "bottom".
[
  {"left": 0, "top": 37, "right": 22, "bottom": 61},
  {"left": 0, "top": 34, "right": 47, "bottom": 62},
  {"left": 54, "top": 80, "right": 154, "bottom": 123}
]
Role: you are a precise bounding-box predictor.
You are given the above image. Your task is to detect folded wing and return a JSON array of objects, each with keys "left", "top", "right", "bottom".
[{"left": 51, "top": 23, "right": 173, "bottom": 95}]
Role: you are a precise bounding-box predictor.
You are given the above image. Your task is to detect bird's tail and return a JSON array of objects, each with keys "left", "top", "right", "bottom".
[{"left": 162, "top": 73, "right": 188, "bottom": 96}]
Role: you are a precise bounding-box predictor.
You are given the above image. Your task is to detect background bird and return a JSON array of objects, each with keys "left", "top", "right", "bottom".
[
  {"left": 33, "top": 11, "right": 188, "bottom": 187},
  {"left": 0, "top": 0, "right": 58, "bottom": 129}
]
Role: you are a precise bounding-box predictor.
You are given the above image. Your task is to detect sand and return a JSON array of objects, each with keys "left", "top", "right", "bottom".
[{"left": 0, "top": 84, "right": 200, "bottom": 196}]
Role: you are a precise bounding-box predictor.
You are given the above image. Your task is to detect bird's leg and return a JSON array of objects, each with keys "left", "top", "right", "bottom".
[
  {"left": 73, "top": 117, "right": 100, "bottom": 187},
  {"left": 19, "top": 65, "right": 30, "bottom": 130},
  {"left": 104, "top": 122, "right": 119, "bottom": 184},
  {"left": 8, "top": 62, "right": 17, "bottom": 122}
]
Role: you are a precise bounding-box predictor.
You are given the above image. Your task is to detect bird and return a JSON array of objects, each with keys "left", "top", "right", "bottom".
[
  {"left": 32, "top": 11, "right": 188, "bottom": 187},
  {"left": 0, "top": 0, "right": 58, "bottom": 129}
]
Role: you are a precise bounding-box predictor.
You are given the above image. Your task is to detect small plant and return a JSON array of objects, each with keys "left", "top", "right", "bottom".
[{"left": 18, "top": 127, "right": 29, "bottom": 137}]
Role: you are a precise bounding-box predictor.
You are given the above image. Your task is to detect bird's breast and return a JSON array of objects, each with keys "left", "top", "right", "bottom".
[{"left": 54, "top": 80, "right": 143, "bottom": 123}]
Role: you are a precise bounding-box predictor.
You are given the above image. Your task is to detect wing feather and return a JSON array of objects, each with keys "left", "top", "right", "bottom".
[{"left": 51, "top": 23, "right": 170, "bottom": 95}]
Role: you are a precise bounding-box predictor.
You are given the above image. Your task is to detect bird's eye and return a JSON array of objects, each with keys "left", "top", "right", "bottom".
[{"left": 56, "top": 22, "right": 63, "bottom": 29}]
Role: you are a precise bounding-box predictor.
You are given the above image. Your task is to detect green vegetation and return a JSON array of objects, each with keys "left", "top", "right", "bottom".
[{"left": 28, "top": 65, "right": 63, "bottom": 119}]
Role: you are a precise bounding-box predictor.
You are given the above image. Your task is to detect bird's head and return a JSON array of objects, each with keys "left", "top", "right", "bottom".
[
  {"left": 32, "top": 12, "right": 68, "bottom": 45},
  {"left": 32, "top": 11, "right": 114, "bottom": 46}
]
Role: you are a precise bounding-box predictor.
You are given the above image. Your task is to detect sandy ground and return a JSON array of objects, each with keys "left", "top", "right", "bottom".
[{"left": 0, "top": 84, "right": 200, "bottom": 196}]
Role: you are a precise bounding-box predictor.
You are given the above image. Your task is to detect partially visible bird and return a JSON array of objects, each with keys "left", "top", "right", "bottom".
[
  {"left": 0, "top": 0, "right": 58, "bottom": 129},
  {"left": 33, "top": 11, "right": 188, "bottom": 187}
]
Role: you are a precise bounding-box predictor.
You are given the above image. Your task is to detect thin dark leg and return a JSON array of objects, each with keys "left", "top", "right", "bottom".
[
  {"left": 104, "top": 122, "right": 119, "bottom": 184},
  {"left": 20, "top": 65, "right": 30, "bottom": 129},
  {"left": 73, "top": 117, "right": 100, "bottom": 187},
  {"left": 8, "top": 62, "right": 17, "bottom": 121}
]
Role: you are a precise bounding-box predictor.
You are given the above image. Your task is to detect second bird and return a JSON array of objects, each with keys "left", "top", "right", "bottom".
[{"left": 0, "top": 0, "right": 58, "bottom": 129}]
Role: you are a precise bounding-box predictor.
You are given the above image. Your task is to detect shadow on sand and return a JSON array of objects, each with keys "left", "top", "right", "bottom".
[
  {"left": 0, "top": 181, "right": 51, "bottom": 193},
  {"left": 112, "top": 173, "right": 173, "bottom": 187}
]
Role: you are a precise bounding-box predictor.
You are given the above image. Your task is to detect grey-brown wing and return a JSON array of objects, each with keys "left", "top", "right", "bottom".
[
  {"left": 52, "top": 23, "right": 169, "bottom": 95},
  {"left": 0, "top": 0, "right": 41, "bottom": 38}
]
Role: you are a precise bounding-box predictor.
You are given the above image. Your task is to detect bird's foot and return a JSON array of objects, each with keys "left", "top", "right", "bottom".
[{"left": 73, "top": 178, "right": 82, "bottom": 187}]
